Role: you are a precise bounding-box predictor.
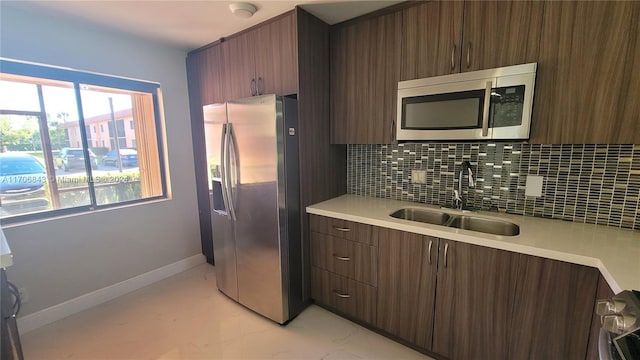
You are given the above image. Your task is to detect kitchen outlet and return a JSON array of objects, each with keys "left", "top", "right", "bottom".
[
  {"left": 525, "top": 175, "right": 544, "bottom": 197},
  {"left": 18, "top": 287, "right": 29, "bottom": 304},
  {"left": 411, "top": 170, "right": 427, "bottom": 184}
]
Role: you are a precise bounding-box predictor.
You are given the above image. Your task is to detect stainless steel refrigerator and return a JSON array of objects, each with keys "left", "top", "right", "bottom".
[{"left": 203, "top": 95, "right": 303, "bottom": 324}]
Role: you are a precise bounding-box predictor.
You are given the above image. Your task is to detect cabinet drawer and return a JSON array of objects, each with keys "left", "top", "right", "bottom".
[
  {"left": 309, "top": 215, "right": 379, "bottom": 246},
  {"left": 311, "top": 267, "right": 377, "bottom": 325},
  {"left": 311, "top": 232, "right": 378, "bottom": 286}
]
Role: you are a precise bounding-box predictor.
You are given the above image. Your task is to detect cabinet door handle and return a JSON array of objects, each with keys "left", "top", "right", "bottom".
[
  {"left": 428, "top": 239, "right": 433, "bottom": 265},
  {"left": 250, "top": 78, "right": 256, "bottom": 96},
  {"left": 451, "top": 44, "right": 456, "bottom": 71},
  {"left": 333, "top": 254, "right": 351, "bottom": 261},
  {"left": 333, "top": 290, "right": 351, "bottom": 298},
  {"left": 466, "top": 42, "right": 471, "bottom": 69},
  {"left": 443, "top": 242, "right": 449, "bottom": 268},
  {"left": 257, "top": 77, "right": 263, "bottom": 95},
  {"left": 391, "top": 118, "right": 396, "bottom": 140},
  {"left": 333, "top": 227, "right": 351, "bottom": 232}
]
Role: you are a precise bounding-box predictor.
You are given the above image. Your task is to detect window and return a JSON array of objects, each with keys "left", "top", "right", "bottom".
[{"left": 0, "top": 59, "right": 166, "bottom": 223}]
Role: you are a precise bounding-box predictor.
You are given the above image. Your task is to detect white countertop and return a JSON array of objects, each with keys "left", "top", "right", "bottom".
[
  {"left": 1, "top": 226, "right": 14, "bottom": 268},
  {"left": 307, "top": 195, "right": 640, "bottom": 293}
]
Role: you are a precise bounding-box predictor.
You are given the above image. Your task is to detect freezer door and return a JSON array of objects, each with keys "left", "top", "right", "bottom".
[
  {"left": 227, "top": 95, "right": 287, "bottom": 323},
  {"left": 203, "top": 103, "right": 238, "bottom": 301}
]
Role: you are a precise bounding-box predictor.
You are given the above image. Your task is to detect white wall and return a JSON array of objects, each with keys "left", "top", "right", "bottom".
[{"left": 0, "top": 5, "right": 202, "bottom": 316}]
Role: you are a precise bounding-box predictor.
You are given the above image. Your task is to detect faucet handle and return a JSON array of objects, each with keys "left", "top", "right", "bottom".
[{"left": 462, "top": 161, "right": 475, "bottom": 188}]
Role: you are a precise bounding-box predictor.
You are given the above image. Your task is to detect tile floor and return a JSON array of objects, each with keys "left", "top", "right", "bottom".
[{"left": 22, "top": 263, "right": 432, "bottom": 359}]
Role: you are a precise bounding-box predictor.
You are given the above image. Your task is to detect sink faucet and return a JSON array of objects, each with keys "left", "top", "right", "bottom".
[{"left": 454, "top": 160, "right": 475, "bottom": 210}]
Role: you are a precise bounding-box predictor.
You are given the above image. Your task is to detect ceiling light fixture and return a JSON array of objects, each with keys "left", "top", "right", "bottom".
[{"left": 229, "top": 2, "right": 257, "bottom": 18}]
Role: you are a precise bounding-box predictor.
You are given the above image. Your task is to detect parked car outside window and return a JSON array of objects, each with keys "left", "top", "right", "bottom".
[
  {"left": 55, "top": 148, "right": 98, "bottom": 171},
  {"left": 0, "top": 153, "right": 49, "bottom": 216},
  {"left": 102, "top": 149, "right": 138, "bottom": 167}
]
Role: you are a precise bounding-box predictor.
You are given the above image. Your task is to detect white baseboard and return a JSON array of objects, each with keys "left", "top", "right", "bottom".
[{"left": 17, "top": 254, "right": 206, "bottom": 334}]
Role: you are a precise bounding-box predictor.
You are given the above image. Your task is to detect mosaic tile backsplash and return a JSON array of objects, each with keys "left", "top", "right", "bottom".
[{"left": 347, "top": 144, "right": 640, "bottom": 230}]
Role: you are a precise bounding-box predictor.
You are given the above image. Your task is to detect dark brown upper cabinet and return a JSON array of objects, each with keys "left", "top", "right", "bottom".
[
  {"left": 530, "top": 1, "right": 640, "bottom": 144},
  {"left": 461, "top": 1, "right": 544, "bottom": 72},
  {"left": 221, "top": 31, "right": 255, "bottom": 100},
  {"left": 401, "top": 1, "right": 544, "bottom": 81},
  {"left": 335, "top": 1, "right": 544, "bottom": 144},
  {"left": 187, "top": 45, "right": 224, "bottom": 106},
  {"left": 332, "top": 0, "right": 639, "bottom": 144},
  {"left": 221, "top": 12, "right": 298, "bottom": 101},
  {"left": 401, "top": 1, "right": 463, "bottom": 80},
  {"left": 330, "top": 11, "right": 402, "bottom": 144},
  {"left": 254, "top": 13, "right": 299, "bottom": 96}
]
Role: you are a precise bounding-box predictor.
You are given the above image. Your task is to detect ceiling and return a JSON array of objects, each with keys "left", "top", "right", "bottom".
[{"left": 4, "top": 1, "right": 403, "bottom": 52}]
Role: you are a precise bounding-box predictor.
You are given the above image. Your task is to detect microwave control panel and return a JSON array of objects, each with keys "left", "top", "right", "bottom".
[{"left": 491, "top": 85, "right": 525, "bottom": 128}]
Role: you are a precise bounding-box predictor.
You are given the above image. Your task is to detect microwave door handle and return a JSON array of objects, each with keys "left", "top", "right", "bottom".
[{"left": 482, "top": 81, "right": 492, "bottom": 137}]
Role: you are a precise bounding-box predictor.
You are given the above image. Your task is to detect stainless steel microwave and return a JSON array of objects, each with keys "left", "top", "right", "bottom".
[{"left": 396, "top": 63, "right": 537, "bottom": 141}]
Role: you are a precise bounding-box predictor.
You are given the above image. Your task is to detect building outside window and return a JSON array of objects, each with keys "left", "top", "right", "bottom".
[
  {"left": 65, "top": 112, "right": 136, "bottom": 151},
  {"left": 85, "top": 125, "right": 92, "bottom": 143},
  {"left": 0, "top": 58, "right": 167, "bottom": 223}
]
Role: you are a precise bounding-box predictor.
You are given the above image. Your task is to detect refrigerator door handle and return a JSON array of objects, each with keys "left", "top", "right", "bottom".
[
  {"left": 225, "top": 123, "right": 238, "bottom": 221},
  {"left": 219, "top": 124, "right": 232, "bottom": 220}
]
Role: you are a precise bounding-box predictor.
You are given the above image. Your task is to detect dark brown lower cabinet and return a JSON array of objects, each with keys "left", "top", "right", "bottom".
[
  {"left": 432, "top": 240, "right": 518, "bottom": 359},
  {"left": 311, "top": 267, "right": 377, "bottom": 325},
  {"left": 309, "top": 216, "right": 603, "bottom": 360},
  {"left": 509, "top": 254, "right": 599, "bottom": 360},
  {"left": 377, "top": 233, "right": 518, "bottom": 358},
  {"left": 377, "top": 235, "right": 600, "bottom": 360},
  {"left": 310, "top": 232, "right": 378, "bottom": 286},
  {"left": 377, "top": 229, "right": 437, "bottom": 350}
]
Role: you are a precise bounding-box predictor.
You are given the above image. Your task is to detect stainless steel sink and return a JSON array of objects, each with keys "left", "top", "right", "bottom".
[
  {"left": 389, "top": 207, "right": 520, "bottom": 236},
  {"left": 447, "top": 215, "right": 520, "bottom": 236},
  {"left": 389, "top": 208, "right": 451, "bottom": 226}
]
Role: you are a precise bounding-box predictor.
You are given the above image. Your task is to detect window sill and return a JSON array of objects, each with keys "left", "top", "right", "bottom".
[{"left": 0, "top": 196, "right": 171, "bottom": 229}]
